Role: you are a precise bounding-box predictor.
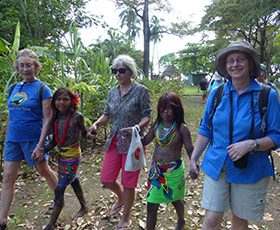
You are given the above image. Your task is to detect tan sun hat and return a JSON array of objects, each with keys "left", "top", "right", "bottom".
[{"left": 215, "top": 40, "right": 260, "bottom": 79}]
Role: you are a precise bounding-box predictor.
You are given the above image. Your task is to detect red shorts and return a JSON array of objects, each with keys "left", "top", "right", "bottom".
[{"left": 100, "top": 136, "right": 141, "bottom": 189}]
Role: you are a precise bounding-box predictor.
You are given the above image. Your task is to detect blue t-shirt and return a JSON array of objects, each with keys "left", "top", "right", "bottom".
[
  {"left": 7, "top": 80, "right": 52, "bottom": 142},
  {"left": 199, "top": 80, "right": 280, "bottom": 184}
]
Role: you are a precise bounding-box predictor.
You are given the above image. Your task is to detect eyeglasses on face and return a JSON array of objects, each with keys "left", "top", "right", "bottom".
[
  {"left": 111, "top": 68, "right": 127, "bottom": 75},
  {"left": 226, "top": 57, "right": 248, "bottom": 65},
  {"left": 19, "top": 63, "right": 34, "bottom": 69}
]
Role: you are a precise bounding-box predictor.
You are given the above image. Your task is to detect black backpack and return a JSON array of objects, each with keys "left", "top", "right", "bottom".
[
  {"left": 207, "top": 84, "right": 275, "bottom": 178},
  {"left": 210, "top": 78, "right": 227, "bottom": 86},
  {"left": 8, "top": 82, "right": 46, "bottom": 106}
]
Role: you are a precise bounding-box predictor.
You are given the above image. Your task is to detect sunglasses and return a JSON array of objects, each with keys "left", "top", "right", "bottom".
[{"left": 111, "top": 68, "right": 127, "bottom": 75}]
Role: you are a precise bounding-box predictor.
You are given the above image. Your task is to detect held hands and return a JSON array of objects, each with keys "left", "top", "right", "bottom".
[
  {"left": 189, "top": 159, "right": 200, "bottom": 180},
  {"left": 120, "top": 127, "right": 133, "bottom": 140},
  {"left": 87, "top": 123, "right": 98, "bottom": 138},
  {"left": 32, "top": 146, "right": 44, "bottom": 163},
  {"left": 227, "top": 140, "right": 253, "bottom": 162},
  {"left": 120, "top": 125, "right": 140, "bottom": 140}
]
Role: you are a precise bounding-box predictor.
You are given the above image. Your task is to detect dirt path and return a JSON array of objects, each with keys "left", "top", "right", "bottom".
[
  {"left": 2, "top": 146, "right": 280, "bottom": 230},
  {"left": 1, "top": 95, "right": 279, "bottom": 229}
]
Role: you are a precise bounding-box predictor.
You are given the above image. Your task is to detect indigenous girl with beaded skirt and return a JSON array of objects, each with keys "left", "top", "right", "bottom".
[
  {"left": 142, "top": 92, "right": 194, "bottom": 230},
  {"left": 43, "top": 87, "right": 92, "bottom": 230}
]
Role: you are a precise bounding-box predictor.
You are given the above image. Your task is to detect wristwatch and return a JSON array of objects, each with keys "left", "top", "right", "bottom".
[{"left": 253, "top": 139, "right": 260, "bottom": 151}]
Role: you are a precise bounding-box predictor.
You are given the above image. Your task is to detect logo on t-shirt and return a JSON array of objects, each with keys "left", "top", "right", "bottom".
[{"left": 11, "top": 92, "right": 28, "bottom": 106}]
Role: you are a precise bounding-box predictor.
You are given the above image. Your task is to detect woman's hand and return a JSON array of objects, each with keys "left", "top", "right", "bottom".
[
  {"left": 189, "top": 159, "right": 200, "bottom": 180},
  {"left": 89, "top": 123, "right": 98, "bottom": 135},
  {"left": 120, "top": 127, "right": 133, "bottom": 140},
  {"left": 86, "top": 131, "right": 96, "bottom": 139},
  {"left": 32, "top": 146, "right": 44, "bottom": 163},
  {"left": 227, "top": 140, "right": 253, "bottom": 161}
]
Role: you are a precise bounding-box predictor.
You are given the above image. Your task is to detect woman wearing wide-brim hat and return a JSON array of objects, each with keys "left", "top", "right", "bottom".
[{"left": 189, "top": 40, "right": 280, "bottom": 229}]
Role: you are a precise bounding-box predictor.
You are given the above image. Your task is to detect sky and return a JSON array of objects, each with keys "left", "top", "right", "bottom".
[{"left": 79, "top": 0, "right": 212, "bottom": 71}]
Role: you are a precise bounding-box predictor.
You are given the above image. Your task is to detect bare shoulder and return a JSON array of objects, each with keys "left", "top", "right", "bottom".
[
  {"left": 179, "top": 123, "right": 190, "bottom": 133},
  {"left": 73, "top": 111, "right": 83, "bottom": 118},
  {"left": 71, "top": 111, "right": 84, "bottom": 122}
]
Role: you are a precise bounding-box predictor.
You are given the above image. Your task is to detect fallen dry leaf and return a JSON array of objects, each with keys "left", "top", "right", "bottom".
[{"left": 263, "top": 212, "right": 274, "bottom": 221}]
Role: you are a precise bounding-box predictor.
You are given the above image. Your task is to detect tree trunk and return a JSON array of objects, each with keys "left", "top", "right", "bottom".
[
  {"left": 259, "top": 24, "right": 266, "bottom": 63},
  {"left": 143, "top": 0, "right": 150, "bottom": 78}
]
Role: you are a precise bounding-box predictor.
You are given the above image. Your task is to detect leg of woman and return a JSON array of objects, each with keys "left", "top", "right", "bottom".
[
  {"left": 70, "top": 178, "right": 88, "bottom": 218},
  {"left": 146, "top": 202, "right": 159, "bottom": 230},
  {"left": 116, "top": 187, "right": 134, "bottom": 228},
  {"left": 202, "top": 210, "right": 224, "bottom": 230},
  {"left": 100, "top": 137, "right": 124, "bottom": 216},
  {"left": 44, "top": 186, "right": 66, "bottom": 230},
  {"left": 103, "top": 182, "right": 124, "bottom": 203},
  {"left": 231, "top": 214, "right": 248, "bottom": 230},
  {"left": 0, "top": 161, "right": 21, "bottom": 225},
  {"left": 36, "top": 161, "right": 57, "bottom": 190},
  {"left": 172, "top": 200, "right": 185, "bottom": 230}
]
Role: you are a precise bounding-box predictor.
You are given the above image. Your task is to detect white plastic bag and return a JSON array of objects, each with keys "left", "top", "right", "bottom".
[{"left": 125, "top": 126, "right": 146, "bottom": 171}]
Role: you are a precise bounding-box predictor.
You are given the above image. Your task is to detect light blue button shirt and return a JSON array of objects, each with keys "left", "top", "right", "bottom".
[{"left": 199, "top": 80, "right": 280, "bottom": 183}]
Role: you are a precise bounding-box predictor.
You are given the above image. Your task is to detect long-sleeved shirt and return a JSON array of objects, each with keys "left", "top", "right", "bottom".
[{"left": 199, "top": 80, "right": 280, "bottom": 183}]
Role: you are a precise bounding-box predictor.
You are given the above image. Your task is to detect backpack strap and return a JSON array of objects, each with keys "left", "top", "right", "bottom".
[
  {"left": 207, "top": 84, "right": 224, "bottom": 143},
  {"left": 208, "top": 84, "right": 224, "bottom": 129},
  {"left": 8, "top": 83, "right": 18, "bottom": 99},
  {"left": 38, "top": 82, "right": 46, "bottom": 106},
  {"left": 258, "top": 84, "right": 271, "bottom": 133},
  {"left": 257, "top": 84, "right": 275, "bottom": 180}
]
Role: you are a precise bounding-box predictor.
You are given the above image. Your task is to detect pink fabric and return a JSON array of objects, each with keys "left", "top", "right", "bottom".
[{"left": 100, "top": 135, "right": 142, "bottom": 188}]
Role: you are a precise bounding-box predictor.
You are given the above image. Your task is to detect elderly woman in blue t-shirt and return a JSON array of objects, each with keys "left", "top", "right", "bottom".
[
  {"left": 0, "top": 49, "right": 57, "bottom": 229},
  {"left": 89, "top": 54, "right": 151, "bottom": 229},
  {"left": 189, "top": 41, "right": 280, "bottom": 229}
]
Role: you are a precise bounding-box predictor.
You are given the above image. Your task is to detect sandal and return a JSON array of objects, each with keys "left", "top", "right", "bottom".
[{"left": 109, "top": 202, "right": 124, "bottom": 216}]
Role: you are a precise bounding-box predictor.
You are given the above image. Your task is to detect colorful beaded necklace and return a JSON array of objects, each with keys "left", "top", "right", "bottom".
[
  {"left": 54, "top": 114, "right": 71, "bottom": 145},
  {"left": 155, "top": 121, "right": 176, "bottom": 147}
]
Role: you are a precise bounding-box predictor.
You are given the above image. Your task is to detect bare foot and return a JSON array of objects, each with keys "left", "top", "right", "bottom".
[
  {"left": 72, "top": 206, "right": 89, "bottom": 219},
  {"left": 176, "top": 220, "right": 185, "bottom": 230},
  {"left": 115, "top": 219, "right": 131, "bottom": 229}
]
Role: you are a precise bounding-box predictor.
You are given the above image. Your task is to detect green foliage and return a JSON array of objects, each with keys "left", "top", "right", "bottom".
[
  {"left": 90, "top": 29, "right": 144, "bottom": 69},
  {"left": 0, "top": 0, "right": 93, "bottom": 48},
  {"left": 159, "top": 42, "right": 215, "bottom": 75},
  {"left": 114, "top": 0, "right": 190, "bottom": 77},
  {"left": 140, "top": 79, "right": 184, "bottom": 120},
  {"left": 0, "top": 21, "right": 21, "bottom": 90},
  {"left": 200, "top": 0, "right": 280, "bottom": 77},
  {"left": 0, "top": 21, "right": 22, "bottom": 170}
]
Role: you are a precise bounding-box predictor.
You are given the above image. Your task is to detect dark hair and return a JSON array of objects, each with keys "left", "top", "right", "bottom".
[
  {"left": 155, "top": 92, "right": 185, "bottom": 128},
  {"left": 51, "top": 87, "right": 78, "bottom": 120}
]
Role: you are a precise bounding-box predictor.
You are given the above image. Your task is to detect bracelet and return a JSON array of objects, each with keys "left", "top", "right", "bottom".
[{"left": 36, "top": 145, "right": 44, "bottom": 151}]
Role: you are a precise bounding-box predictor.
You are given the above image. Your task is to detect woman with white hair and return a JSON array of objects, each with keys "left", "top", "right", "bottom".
[
  {"left": 189, "top": 41, "right": 280, "bottom": 229},
  {"left": 89, "top": 54, "right": 151, "bottom": 229}
]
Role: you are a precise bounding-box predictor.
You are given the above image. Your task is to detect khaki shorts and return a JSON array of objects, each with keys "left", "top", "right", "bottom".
[{"left": 202, "top": 169, "right": 270, "bottom": 221}]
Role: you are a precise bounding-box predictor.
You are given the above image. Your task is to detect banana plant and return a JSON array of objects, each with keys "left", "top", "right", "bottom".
[
  {"left": 0, "top": 21, "right": 21, "bottom": 94},
  {"left": 0, "top": 21, "right": 20, "bottom": 172}
]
